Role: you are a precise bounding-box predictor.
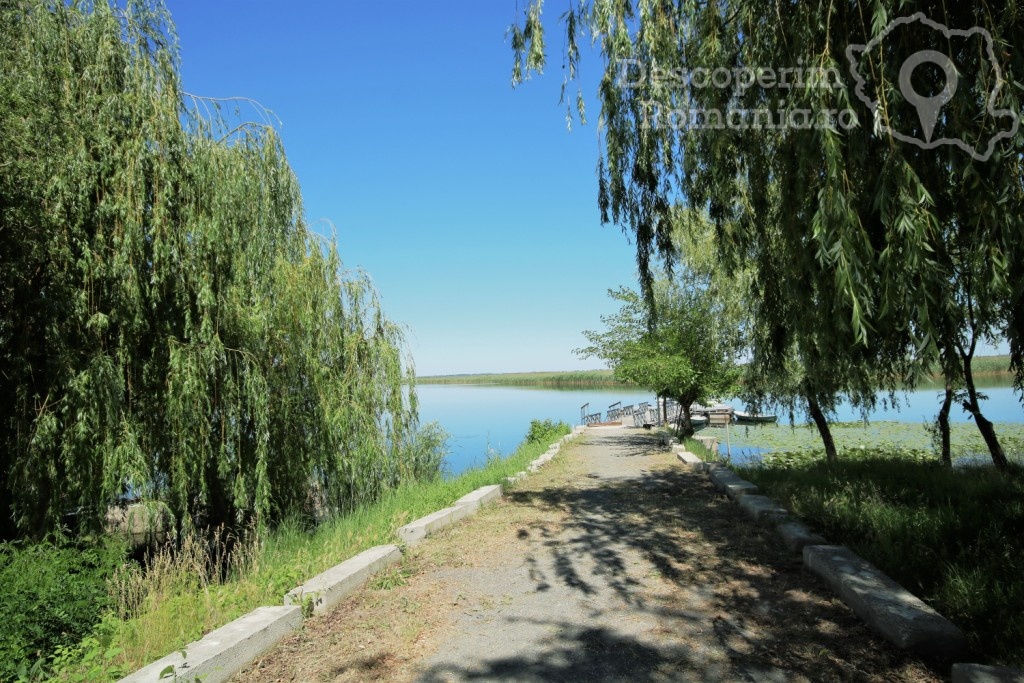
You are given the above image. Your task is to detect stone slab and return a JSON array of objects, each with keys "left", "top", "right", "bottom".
[
  {"left": 454, "top": 485, "right": 503, "bottom": 515},
  {"left": 118, "top": 606, "right": 301, "bottom": 683},
  {"left": 737, "top": 495, "right": 789, "bottom": 523},
  {"left": 675, "top": 451, "right": 702, "bottom": 465},
  {"left": 709, "top": 468, "right": 759, "bottom": 500},
  {"left": 284, "top": 544, "right": 401, "bottom": 615},
  {"left": 396, "top": 506, "right": 467, "bottom": 547},
  {"left": 952, "top": 664, "right": 1024, "bottom": 683},
  {"left": 803, "top": 545, "right": 968, "bottom": 660},
  {"left": 775, "top": 520, "right": 827, "bottom": 553}
]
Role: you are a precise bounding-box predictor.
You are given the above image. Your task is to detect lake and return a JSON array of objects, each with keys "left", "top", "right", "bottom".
[{"left": 416, "top": 380, "right": 1024, "bottom": 475}]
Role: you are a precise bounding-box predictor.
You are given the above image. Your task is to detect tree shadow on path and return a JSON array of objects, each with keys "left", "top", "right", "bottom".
[{"left": 418, "top": 431, "right": 941, "bottom": 683}]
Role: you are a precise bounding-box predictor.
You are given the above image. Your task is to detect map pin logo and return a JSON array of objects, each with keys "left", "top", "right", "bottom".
[{"left": 899, "top": 50, "right": 958, "bottom": 143}]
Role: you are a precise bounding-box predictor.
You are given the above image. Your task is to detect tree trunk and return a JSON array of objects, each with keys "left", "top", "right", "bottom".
[
  {"left": 937, "top": 384, "right": 953, "bottom": 467},
  {"left": 961, "top": 352, "right": 1008, "bottom": 470},
  {"left": 807, "top": 394, "right": 838, "bottom": 463},
  {"left": 679, "top": 405, "right": 695, "bottom": 438}
]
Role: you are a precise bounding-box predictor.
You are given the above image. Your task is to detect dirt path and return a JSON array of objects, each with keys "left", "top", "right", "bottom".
[{"left": 235, "top": 427, "right": 943, "bottom": 682}]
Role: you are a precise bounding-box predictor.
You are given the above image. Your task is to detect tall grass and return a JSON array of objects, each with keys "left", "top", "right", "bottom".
[
  {"left": 737, "top": 453, "right": 1024, "bottom": 667},
  {"left": 416, "top": 370, "right": 628, "bottom": 388},
  {"left": 417, "top": 354, "right": 1014, "bottom": 389},
  {"left": 52, "top": 421, "right": 571, "bottom": 681}
]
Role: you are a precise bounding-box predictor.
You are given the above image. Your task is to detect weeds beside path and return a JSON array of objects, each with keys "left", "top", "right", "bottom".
[{"left": 235, "top": 427, "right": 941, "bottom": 682}]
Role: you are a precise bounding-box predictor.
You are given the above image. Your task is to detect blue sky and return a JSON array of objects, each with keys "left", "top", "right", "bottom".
[{"left": 170, "top": 2, "right": 636, "bottom": 376}]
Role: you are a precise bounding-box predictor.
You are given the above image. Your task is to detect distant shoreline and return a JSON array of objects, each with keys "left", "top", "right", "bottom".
[
  {"left": 416, "top": 369, "right": 629, "bottom": 388},
  {"left": 417, "top": 355, "right": 1014, "bottom": 389}
]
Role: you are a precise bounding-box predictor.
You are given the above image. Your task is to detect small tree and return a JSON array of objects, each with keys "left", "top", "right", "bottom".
[{"left": 579, "top": 222, "right": 744, "bottom": 436}]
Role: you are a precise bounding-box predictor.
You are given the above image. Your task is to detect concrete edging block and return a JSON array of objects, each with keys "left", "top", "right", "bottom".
[
  {"left": 454, "top": 485, "right": 503, "bottom": 515},
  {"left": 284, "top": 545, "right": 401, "bottom": 615},
  {"left": 675, "top": 451, "right": 702, "bottom": 465},
  {"left": 396, "top": 506, "right": 467, "bottom": 547},
  {"left": 803, "top": 545, "right": 968, "bottom": 661},
  {"left": 737, "top": 495, "right": 789, "bottom": 524},
  {"left": 117, "top": 606, "right": 302, "bottom": 683},
  {"left": 775, "top": 520, "right": 827, "bottom": 553},
  {"left": 709, "top": 468, "right": 759, "bottom": 500},
  {"left": 952, "top": 663, "right": 1024, "bottom": 683}
]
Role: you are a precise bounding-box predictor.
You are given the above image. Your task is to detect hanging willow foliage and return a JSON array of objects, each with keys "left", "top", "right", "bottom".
[
  {"left": 512, "top": 1, "right": 1024, "bottom": 467},
  {"left": 0, "top": 0, "right": 429, "bottom": 540}
]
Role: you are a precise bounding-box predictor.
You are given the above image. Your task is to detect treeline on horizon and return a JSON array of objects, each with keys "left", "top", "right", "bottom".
[{"left": 418, "top": 354, "right": 1014, "bottom": 388}]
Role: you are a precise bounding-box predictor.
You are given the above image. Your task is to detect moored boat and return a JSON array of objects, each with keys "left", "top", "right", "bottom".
[{"left": 734, "top": 411, "right": 778, "bottom": 424}]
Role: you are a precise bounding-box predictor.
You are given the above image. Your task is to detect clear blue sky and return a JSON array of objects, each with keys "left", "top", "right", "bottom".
[{"left": 170, "top": 1, "right": 637, "bottom": 376}]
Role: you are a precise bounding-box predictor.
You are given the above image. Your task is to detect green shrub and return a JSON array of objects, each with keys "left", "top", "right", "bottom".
[
  {"left": 0, "top": 538, "right": 126, "bottom": 681},
  {"left": 525, "top": 419, "right": 571, "bottom": 444}
]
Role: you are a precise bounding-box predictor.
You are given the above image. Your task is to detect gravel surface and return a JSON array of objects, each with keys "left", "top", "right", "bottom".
[{"left": 235, "top": 426, "right": 943, "bottom": 683}]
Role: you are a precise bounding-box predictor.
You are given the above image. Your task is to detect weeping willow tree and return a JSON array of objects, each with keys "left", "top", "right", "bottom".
[
  {"left": 511, "top": 1, "right": 1024, "bottom": 468},
  {"left": 0, "top": 0, "right": 433, "bottom": 541}
]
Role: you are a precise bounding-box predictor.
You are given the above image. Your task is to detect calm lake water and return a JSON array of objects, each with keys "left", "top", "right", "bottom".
[{"left": 417, "top": 381, "right": 1024, "bottom": 476}]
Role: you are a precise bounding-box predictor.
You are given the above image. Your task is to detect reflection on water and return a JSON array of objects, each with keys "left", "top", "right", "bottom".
[{"left": 416, "top": 381, "right": 1022, "bottom": 476}]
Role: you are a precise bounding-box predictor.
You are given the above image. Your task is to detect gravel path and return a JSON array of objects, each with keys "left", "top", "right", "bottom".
[{"left": 237, "top": 426, "right": 942, "bottom": 682}]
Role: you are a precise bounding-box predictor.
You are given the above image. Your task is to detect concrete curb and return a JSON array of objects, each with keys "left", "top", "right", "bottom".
[
  {"left": 804, "top": 545, "right": 968, "bottom": 661},
  {"left": 397, "top": 506, "right": 468, "bottom": 547},
  {"left": 527, "top": 429, "right": 580, "bottom": 473},
  {"left": 775, "top": 519, "right": 827, "bottom": 552},
  {"left": 454, "top": 484, "right": 503, "bottom": 515},
  {"left": 952, "top": 663, "right": 1024, "bottom": 682},
  {"left": 708, "top": 467, "right": 759, "bottom": 500},
  {"left": 117, "top": 606, "right": 302, "bottom": 683},
  {"left": 284, "top": 545, "right": 402, "bottom": 615},
  {"left": 737, "top": 494, "right": 789, "bottom": 524},
  {"left": 675, "top": 450, "right": 702, "bottom": 465}
]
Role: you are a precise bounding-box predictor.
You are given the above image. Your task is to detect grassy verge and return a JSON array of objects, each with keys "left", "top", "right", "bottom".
[
  {"left": 734, "top": 451, "right": 1024, "bottom": 668},
  {"left": 50, "top": 420, "right": 571, "bottom": 682},
  {"left": 416, "top": 370, "right": 628, "bottom": 388}
]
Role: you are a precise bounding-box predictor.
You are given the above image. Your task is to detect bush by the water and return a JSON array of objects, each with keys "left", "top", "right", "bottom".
[{"left": 525, "top": 419, "right": 572, "bottom": 444}]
